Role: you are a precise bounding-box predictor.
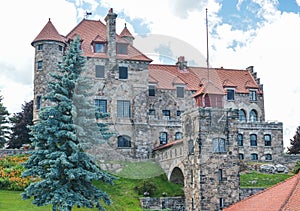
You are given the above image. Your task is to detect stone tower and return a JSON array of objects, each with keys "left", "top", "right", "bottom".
[
  {"left": 31, "top": 18, "right": 66, "bottom": 121},
  {"left": 183, "top": 108, "right": 240, "bottom": 210}
]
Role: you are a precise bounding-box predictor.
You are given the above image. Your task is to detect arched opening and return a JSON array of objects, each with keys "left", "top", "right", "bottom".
[{"left": 170, "top": 167, "right": 184, "bottom": 185}]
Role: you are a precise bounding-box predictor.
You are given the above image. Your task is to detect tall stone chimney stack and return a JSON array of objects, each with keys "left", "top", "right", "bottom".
[{"left": 105, "top": 8, "right": 118, "bottom": 71}]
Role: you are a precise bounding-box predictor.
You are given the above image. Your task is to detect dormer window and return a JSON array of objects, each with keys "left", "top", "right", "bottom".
[
  {"left": 226, "top": 89, "right": 235, "bottom": 101},
  {"left": 94, "top": 43, "right": 105, "bottom": 53},
  {"left": 117, "top": 43, "right": 128, "bottom": 54}
]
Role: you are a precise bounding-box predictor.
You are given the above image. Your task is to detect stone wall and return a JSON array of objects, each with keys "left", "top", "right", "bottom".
[
  {"left": 140, "top": 197, "right": 185, "bottom": 211},
  {"left": 239, "top": 188, "right": 265, "bottom": 200},
  {"left": 0, "top": 149, "right": 33, "bottom": 157}
]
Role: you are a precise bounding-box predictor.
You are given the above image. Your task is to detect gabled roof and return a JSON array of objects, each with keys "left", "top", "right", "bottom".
[
  {"left": 224, "top": 173, "right": 300, "bottom": 211},
  {"left": 31, "top": 18, "right": 66, "bottom": 46}
]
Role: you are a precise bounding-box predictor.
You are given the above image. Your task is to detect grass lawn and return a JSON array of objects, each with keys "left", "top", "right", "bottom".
[{"left": 240, "top": 171, "right": 293, "bottom": 188}]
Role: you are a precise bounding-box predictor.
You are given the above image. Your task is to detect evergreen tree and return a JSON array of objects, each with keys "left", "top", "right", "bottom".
[
  {"left": 7, "top": 100, "right": 33, "bottom": 149},
  {"left": 0, "top": 94, "right": 10, "bottom": 148},
  {"left": 22, "top": 36, "right": 114, "bottom": 211},
  {"left": 287, "top": 126, "right": 300, "bottom": 154}
]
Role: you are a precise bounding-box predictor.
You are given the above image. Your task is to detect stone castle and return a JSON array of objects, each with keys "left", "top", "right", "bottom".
[{"left": 32, "top": 8, "right": 284, "bottom": 210}]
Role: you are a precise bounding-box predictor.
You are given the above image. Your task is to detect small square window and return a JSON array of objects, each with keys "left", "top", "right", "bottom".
[
  {"left": 251, "top": 153, "right": 258, "bottom": 160},
  {"left": 37, "top": 61, "right": 43, "bottom": 70},
  {"left": 227, "top": 89, "right": 235, "bottom": 100},
  {"left": 119, "top": 66, "right": 128, "bottom": 79},
  {"left": 94, "top": 99, "right": 107, "bottom": 113},
  {"left": 162, "top": 110, "right": 170, "bottom": 117},
  {"left": 37, "top": 44, "right": 43, "bottom": 51},
  {"left": 117, "top": 43, "right": 128, "bottom": 54},
  {"left": 239, "top": 153, "right": 244, "bottom": 160},
  {"left": 95, "top": 65, "right": 105, "bottom": 78},
  {"left": 149, "top": 109, "right": 155, "bottom": 115},
  {"left": 94, "top": 43, "right": 105, "bottom": 53},
  {"left": 265, "top": 154, "right": 272, "bottom": 160},
  {"left": 58, "top": 45, "right": 63, "bottom": 51},
  {"left": 213, "top": 138, "right": 226, "bottom": 153}
]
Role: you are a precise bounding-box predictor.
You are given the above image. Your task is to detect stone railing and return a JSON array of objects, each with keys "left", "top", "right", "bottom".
[{"left": 140, "top": 197, "right": 185, "bottom": 210}]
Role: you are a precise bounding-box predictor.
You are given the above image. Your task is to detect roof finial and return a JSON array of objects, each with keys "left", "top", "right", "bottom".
[{"left": 125, "top": 23, "right": 127, "bottom": 28}]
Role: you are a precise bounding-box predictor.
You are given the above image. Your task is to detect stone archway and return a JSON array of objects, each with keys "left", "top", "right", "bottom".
[{"left": 169, "top": 167, "right": 184, "bottom": 185}]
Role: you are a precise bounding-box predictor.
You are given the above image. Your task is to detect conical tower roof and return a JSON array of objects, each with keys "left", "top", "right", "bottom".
[
  {"left": 120, "top": 23, "right": 134, "bottom": 38},
  {"left": 31, "top": 18, "right": 66, "bottom": 46}
]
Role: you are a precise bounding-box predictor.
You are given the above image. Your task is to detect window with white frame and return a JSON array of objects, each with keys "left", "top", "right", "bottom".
[
  {"left": 250, "top": 90, "right": 257, "bottom": 101},
  {"left": 213, "top": 138, "right": 226, "bottom": 153},
  {"left": 264, "top": 134, "right": 272, "bottom": 146},
  {"left": 251, "top": 153, "right": 258, "bottom": 160},
  {"left": 250, "top": 109, "right": 258, "bottom": 122},
  {"left": 94, "top": 99, "right": 107, "bottom": 113},
  {"left": 118, "top": 135, "right": 131, "bottom": 148},
  {"left": 250, "top": 134, "right": 257, "bottom": 146},
  {"left": 160, "top": 132, "right": 168, "bottom": 145},
  {"left": 117, "top": 100, "right": 130, "bottom": 118}
]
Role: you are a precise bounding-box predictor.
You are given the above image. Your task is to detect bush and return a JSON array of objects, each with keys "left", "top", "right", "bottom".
[
  {"left": 293, "top": 161, "right": 300, "bottom": 174},
  {"left": 135, "top": 180, "right": 157, "bottom": 196}
]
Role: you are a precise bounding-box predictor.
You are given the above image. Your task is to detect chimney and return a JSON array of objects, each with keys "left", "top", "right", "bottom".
[
  {"left": 105, "top": 8, "right": 118, "bottom": 71},
  {"left": 176, "top": 56, "right": 188, "bottom": 70}
]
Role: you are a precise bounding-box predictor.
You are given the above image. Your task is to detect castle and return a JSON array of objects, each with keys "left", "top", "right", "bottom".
[{"left": 32, "top": 8, "right": 284, "bottom": 210}]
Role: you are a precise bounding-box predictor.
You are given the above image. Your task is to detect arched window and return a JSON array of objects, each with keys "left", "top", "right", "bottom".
[
  {"left": 238, "top": 153, "right": 244, "bottom": 160},
  {"left": 249, "top": 109, "right": 258, "bottom": 122},
  {"left": 265, "top": 154, "right": 272, "bottom": 160},
  {"left": 238, "top": 134, "right": 243, "bottom": 146},
  {"left": 250, "top": 134, "right": 257, "bottom": 146},
  {"left": 239, "top": 109, "right": 247, "bottom": 122},
  {"left": 160, "top": 132, "right": 168, "bottom": 145},
  {"left": 175, "top": 132, "right": 183, "bottom": 140},
  {"left": 117, "top": 135, "right": 131, "bottom": 148},
  {"left": 264, "top": 134, "right": 272, "bottom": 146},
  {"left": 251, "top": 153, "right": 258, "bottom": 160},
  {"left": 213, "top": 138, "right": 226, "bottom": 153}
]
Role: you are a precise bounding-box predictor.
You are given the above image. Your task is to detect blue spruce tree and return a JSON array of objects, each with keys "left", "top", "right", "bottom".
[{"left": 22, "top": 36, "right": 114, "bottom": 211}]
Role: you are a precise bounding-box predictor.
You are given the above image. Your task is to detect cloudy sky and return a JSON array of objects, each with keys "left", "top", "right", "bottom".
[{"left": 1, "top": 0, "right": 300, "bottom": 149}]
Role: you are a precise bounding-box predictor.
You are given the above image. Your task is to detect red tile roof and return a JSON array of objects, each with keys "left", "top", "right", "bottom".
[
  {"left": 120, "top": 24, "right": 134, "bottom": 38},
  {"left": 65, "top": 19, "right": 151, "bottom": 61},
  {"left": 31, "top": 19, "right": 66, "bottom": 46},
  {"left": 149, "top": 65, "right": 260, "bottom": 95},
  {"left": 153, "top": 140, "right": 183, "bottom": 151},
  {"left": 224, "top": 173, "right": 300, "bottom": 211}
]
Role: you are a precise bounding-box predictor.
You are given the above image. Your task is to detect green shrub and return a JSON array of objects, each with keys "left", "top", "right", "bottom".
[
  {"left": 135, "top": 180, "right": 157, "bottom": 196},
  {"left": 293, "top": 161, "right": 300, "bottom": 174}
]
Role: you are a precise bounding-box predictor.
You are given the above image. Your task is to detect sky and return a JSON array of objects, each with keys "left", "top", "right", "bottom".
[{"left": 1, "top": 0, "right": 300, "bottom": 149}]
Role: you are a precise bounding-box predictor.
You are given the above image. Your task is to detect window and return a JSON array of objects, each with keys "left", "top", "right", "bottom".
[
  {"left": 265, "top": 154, "right": 272, "bottom": 160},
  {"left": 119, "top": 66, "right": 128, "bottom": 79},
  {"left": 160, "top": 132, "right": 168, "bottom": 145},
  {"left": 190, "top": 170, "right": 194, "bottom": 184},
  {"left": 239, "top": 109, "right": 247, "bottom": 122},
  {"left": 250, "top": 90, "right": 257, "bottom": 101},
  {"left": 94, "top": 43, "right": 105, "bottom": 53},
  {"left": 37, "top": 60, "right": 43, "bottom": 70},
  {"left": 149, "top": 85, "right": 156, "bottom": 96},
  {"left": 176, "top": 86, "right": 184, "bottom": 98},
  {"left": 176, "top": 110, "right": 182, "bottom": 117},
  {"left": 36, "top": 96, "right": 41, "bottom": 110},
  {"left": 213, "top": 138, "right": 226, "bottom": 153},
  {"left": 239, "top": 153, "right": 244, "bottom": 160},
  {"left": 218, "top": 169, "right": 223, "bottom": 181},
  {"left": 227, "top": 89, "right": 235, "bottom": 100},
  {"left": 94, "top": 99, "right": 107, "bottom": 113},
  {"left": 149, "top": 109, "right": 155, "bottom": 115},
  {"left": 220, "top": 198, "right": 224, "bottom": 209},
  {"left": 117, "top": 100, "right": 130, "bottom": 118},
  {"left": 264, "top": 134, "right": 272, "bottom": 146},
  {"left": 250, "top": 109, "right": 258, "bottom": 122},
  {"left": 37, "top": 44, "right": 43, "bottom": 51},
  {"left": 188, "top": 139, "right": 194, "bottom": 155},
  {"left": 175, "top": 132, "right": 182, "bottom": 140},
  {"left": 95, "top": 65, "right": 105, "bottom": 78},
  {"left": 117, "top": 43, "right": 128, "bottom": 54},
  {"left": 118, "top": 135, "right": 131, "bottom": 148},
  {"left": 251, "top": 153, "right": 258, "bottom": 160},
  {"left": 58, "top": 45, "right": 63, "bottom": 52},
  {"left": 238, "top": 134, "right": 243, "bottom": 146},
  {"left": 162, "top": 109, "right": 170, "bottom": 120},
  {"left": 250, "top": 134, "right": 257, "bottom": 146}
]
